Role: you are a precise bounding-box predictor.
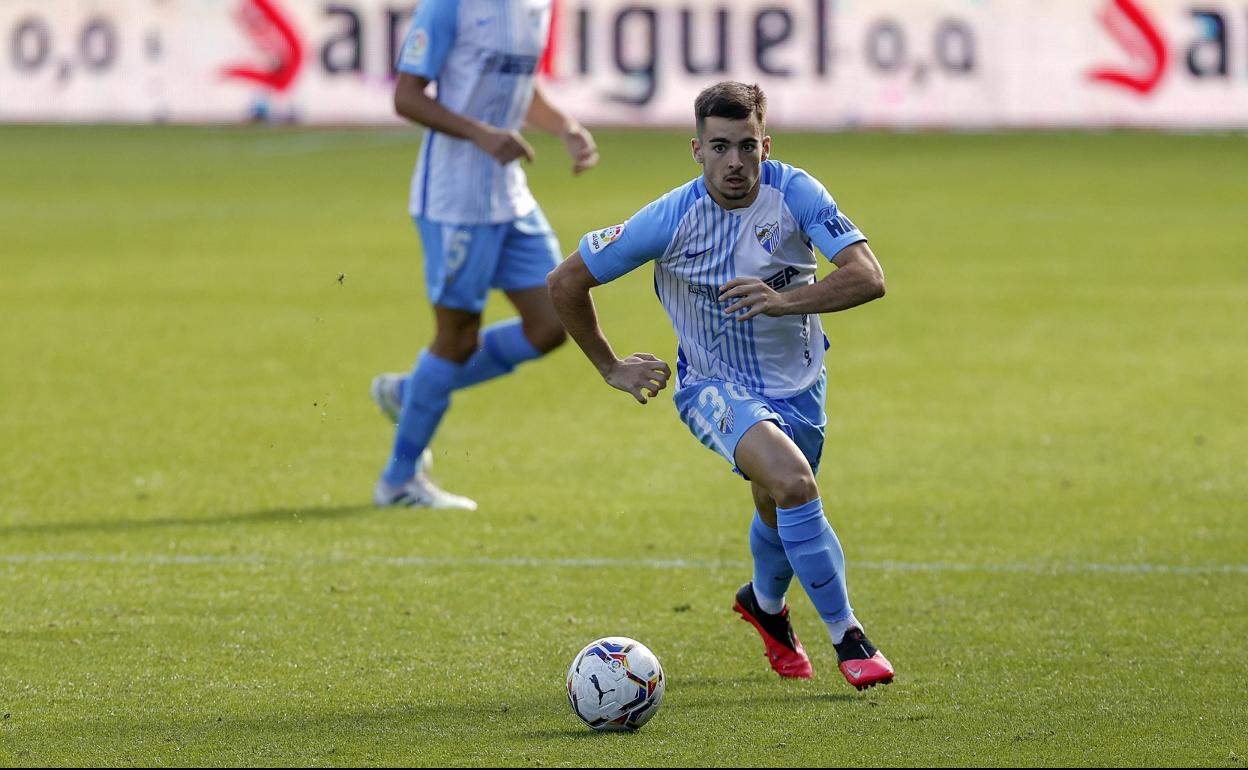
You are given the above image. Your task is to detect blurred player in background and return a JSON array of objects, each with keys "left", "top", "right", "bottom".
[
  {"left": 371, "top": 0, "right": 598, "bottom": 509},
  {"left": 547, "top": 81, "right": 894, "bottom": 690}
]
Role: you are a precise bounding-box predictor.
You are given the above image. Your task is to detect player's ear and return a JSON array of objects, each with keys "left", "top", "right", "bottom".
[
  {"left": 691, "top": 137, "right": 703, "bottom": 164},
  {"left": 761, "top": 135, "right": 771, "bottom": 161}
]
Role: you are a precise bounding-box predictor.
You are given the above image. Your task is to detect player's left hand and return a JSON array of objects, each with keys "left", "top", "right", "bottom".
[
  {"left": 561, "top": 123, "right": 599, "bottom": 175},
  {"left": 719, "top": 277, "right": 788, "bottom": 321}
]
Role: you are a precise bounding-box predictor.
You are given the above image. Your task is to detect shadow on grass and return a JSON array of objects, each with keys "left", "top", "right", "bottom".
[
  {"left": 522, "top": 690, "right": 865, "bottom": 741},
  {"left": 5, "top": 700, "right": 572, "bottom": 762},
  {"left": 672, "top": 675, "right": 863, "bottom": 705},
  {"left": 0, "top": 504, "right": 377, "bottom": 537},
  {"left": 523, "top": 728, "right": 618, "bottom": 740},
  {"left": 675, "top": 690, "right": 861, "bottom": 708}
]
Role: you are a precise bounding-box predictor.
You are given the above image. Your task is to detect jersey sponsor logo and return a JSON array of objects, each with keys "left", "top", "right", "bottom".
[
  {"left": 401, "top": 28, "right": 429, "bottom": 69},
  {"left": 482, "top": 51, "right": 540, "bottom": 75},
  {"left": 823, "top": 213, "right": 857, "bottom": 239},
  {"left": 683, "top": 246, "right": 713, "bottom": 259},
  {"left": 763, "top": 265, "right": 800, "bottom": 291},
  {"left": 686, "top": 283, "right": 717, "bottom": 303},
  {"left": 587, "top": 224, "right": 624, "bottom": 253},
  {"left": 755, "top": 221, "right": 779, "bottom": 254}
]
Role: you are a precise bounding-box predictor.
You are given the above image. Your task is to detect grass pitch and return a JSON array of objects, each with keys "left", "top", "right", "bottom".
[{"left": 0, "top": 126, "right": 1245, "bottom": 767}]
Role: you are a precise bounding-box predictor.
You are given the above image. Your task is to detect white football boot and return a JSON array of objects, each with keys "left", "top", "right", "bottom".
[
  {"left": 369, "top": 372, "right": 405, "bottom": 424},
  {"left": 373, "top": 449, "right": 478, "bottom": 510}
]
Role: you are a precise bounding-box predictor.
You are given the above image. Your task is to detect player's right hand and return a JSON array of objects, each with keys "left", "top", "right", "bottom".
[
  {"left": 604, "top": 353, "right": 671, "bottom": 405},
  {"left": 478, "top": 127, "right": 535, "bottom": 165}
]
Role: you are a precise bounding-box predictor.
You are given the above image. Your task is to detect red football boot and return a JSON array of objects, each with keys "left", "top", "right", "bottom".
[
  {"left": 733, "top": 582, "right": 813, "bottom": 679},
  {"left": 835, "top": 627, "right": 894, "bottom": 690}
]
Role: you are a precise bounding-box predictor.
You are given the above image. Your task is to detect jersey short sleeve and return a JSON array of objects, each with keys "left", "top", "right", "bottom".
[
  {"left": 579, "top": 188, "right": 688, "bottom": 284},
  {"left": 783, "top": 169, "right": 867, "bottom": 261},
  {"left": 396, "top": 0, "right": 459, "bottom": 79}
]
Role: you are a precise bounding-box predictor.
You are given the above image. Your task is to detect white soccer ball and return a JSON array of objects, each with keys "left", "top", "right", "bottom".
[{"left": 566, "top": 636, "right": 665, "bottom": 732}]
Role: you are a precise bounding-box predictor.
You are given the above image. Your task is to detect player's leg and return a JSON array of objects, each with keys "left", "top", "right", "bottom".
[
  {"left": 372, "top": 209, "right": 563, "bottom": 410},
  {"left": 374, "top": 218, "right": 501, "bottom": 509},
  {"left": 503, "top": 283, "right": 566, "bottom": 355},
  {"left": 733, "top": 479, "right": 811, "bottom": 678},
  {"left": 674, "top": 381, "right": 811, "bottom": 677},
  {"left": 735, "top": 421, "right": 840, "bottom": 614},
  {"left": 735, "top": 421, "right": 893, "bottom": 689},
  {"left": 374, "top": 302, "right": 481, "bottom": 510},
  {"left": 385, "top": 304, "right": 479, "bottom": 480},
  {"left": 749, "top": 373, "right": 821, "bottom": 616},
  {"left": 747, "top": 481, "right": 792, "bottom": 615},
  {"left": 453, "top": 206, "right": 565, "bottom": 388}
]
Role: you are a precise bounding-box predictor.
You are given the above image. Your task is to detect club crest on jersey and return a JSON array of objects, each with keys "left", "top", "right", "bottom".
[
  {"left": 755, "top": 221, "right": 779, "bottom": 254},
  {"left": 588, "top": 224, "right": 624, "bottom": 254}
]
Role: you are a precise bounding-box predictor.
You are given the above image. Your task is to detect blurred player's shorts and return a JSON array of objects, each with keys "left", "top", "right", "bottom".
[
  {"left": 674, "top": 369, "right": 827, "bottom": 477},
  {"left": 415, "top": 207, "right": 560, "bottom": 312}
]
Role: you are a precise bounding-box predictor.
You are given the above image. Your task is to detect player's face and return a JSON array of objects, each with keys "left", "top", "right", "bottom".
[{"left": 692, "top": 114, "right": 771, "bottom": 209}]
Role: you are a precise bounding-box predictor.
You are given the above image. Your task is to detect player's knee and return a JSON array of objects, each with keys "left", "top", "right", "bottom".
[
  {"left": 433, "top": 323, "right": 482, "bottom": 363},
  {"left": 771, "top": 473, "right": 819, "bottom": 510},
  {"left": 529, "top": 321, "right": 567, "bottom": 354}
]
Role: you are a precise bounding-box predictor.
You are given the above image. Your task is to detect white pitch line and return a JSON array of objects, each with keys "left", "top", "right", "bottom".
[{"left": 0, "top": 552, "right": 1245, "bottom": 576}]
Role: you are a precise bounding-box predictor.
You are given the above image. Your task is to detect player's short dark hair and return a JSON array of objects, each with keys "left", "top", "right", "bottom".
[{"left": 694, "top": 81, "right": 767, "bottom": 136}]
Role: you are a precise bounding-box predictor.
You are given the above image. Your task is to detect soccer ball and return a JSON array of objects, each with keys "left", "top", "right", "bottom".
[{"left": 566, "top": 637, "right": 665, "bottom": 732}]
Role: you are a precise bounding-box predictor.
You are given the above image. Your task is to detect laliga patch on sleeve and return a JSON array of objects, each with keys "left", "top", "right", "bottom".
[
  {"left": 401, "top": 28, "right": 430, "bottom": 69},
  {"left": 587, "top": 224, "right": 625, "bottom": 254}
]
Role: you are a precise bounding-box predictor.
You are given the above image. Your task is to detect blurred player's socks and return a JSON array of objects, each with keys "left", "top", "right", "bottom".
[
  {"left": 749, "top": 511, "right": 794, "bottom": 614},
  {"left": 382, "top": 350, "right": 462, "bottom": 485},
  {"left": 393, "top": 320, "right": 542, "bottom": 404},
  {"left": 776, "top": 498, "right": 854, "bottom": 633},
  {"left": 453, "top": 319, "right": 542, "bottom": 389}
]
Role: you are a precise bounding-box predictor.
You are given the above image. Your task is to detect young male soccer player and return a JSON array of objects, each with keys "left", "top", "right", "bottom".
[
  {"left": 546, "top": 81, "right": 894, "bottom": 689},
  {"left": 371, "top": 0, "right": 598, "bottom": 510}
]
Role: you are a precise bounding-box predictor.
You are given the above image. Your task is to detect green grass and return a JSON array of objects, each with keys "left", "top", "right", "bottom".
[{"left": 1, "top": 126, "right": 1246, "bottom": 767}]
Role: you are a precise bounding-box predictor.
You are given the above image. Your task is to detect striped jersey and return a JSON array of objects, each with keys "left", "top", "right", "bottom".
[
  {"left": 579, "top": 160, "right": 867, "bottom": 399},
  {"left": 396, "top": 0, "right": 550, "bottom": 224}
]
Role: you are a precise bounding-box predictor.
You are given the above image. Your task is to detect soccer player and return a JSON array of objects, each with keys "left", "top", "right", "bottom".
[
  {"left": 371, "top": 0, "right": 598, "bottom": 509},
  {"left": 546, "top": 82, "right": 894, "bottom": 690}
]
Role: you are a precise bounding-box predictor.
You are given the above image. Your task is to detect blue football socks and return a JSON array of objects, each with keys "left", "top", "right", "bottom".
[
  {"left": 394, "top": 320, "right": 543, "bottom": 405},
  {"left": 749, "top": 510, "right": 794, "bottom": 614},
  {"left": 383, "top": 321, "right": 545, "bottom": 485},
  {"left": 775, "top": 497, "right": 853, "bottom": 626},
  {"left": 453, "top": 319, "right": 542, "bottom": 390},
  {"left": 382, "top": 351, "right": 462, "bottom": 486}
]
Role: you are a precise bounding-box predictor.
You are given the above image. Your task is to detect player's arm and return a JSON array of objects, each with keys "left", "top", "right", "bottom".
[
  {"left": 393, "top": 0, "right": 531, "bottom": 164},
  {"left": 719, "top": 241, "right": 885, "bottom": 321},
  {"left": 526, "top": 83, "right": 598, "bottom": 175},
  {"left": 394, "top": 74, "right": 534, "bottom": 165},
  {"left": 546, "top": 253, "right": 670, "bottom": 404}
]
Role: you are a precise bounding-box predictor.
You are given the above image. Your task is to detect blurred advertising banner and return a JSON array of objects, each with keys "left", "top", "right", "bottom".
[{"left": 1, "top": 0, "right": 1246, "bottom": 127}]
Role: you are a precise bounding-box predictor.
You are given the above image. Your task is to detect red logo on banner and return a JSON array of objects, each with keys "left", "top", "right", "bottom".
[
  {"left": 223, "top": 0, "right": 304, "bottom": 92},
  {"left": 1089, "top": 0, "right": 1169, "bottom": 95},
  {"left": 538, "top": 0, "right": 560, "bottom": 76}
]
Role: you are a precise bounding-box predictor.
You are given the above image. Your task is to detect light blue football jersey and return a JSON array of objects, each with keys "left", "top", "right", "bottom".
[
  {"left": 579, "top": 160, "right": 867, "bottom": 399},
  {"left": 397, "top": 0, "right": 551, "bottom": 224}
]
